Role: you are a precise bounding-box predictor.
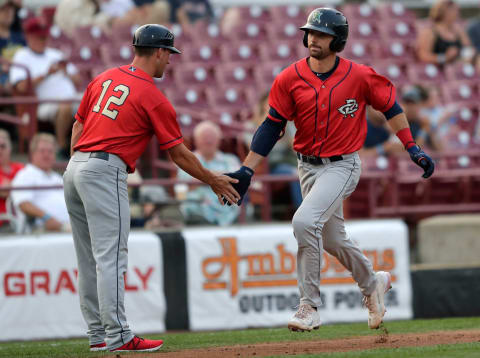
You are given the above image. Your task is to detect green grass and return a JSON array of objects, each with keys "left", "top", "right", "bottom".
[{"left": 1, "top": 317, "right": 479, "bottom": 358}]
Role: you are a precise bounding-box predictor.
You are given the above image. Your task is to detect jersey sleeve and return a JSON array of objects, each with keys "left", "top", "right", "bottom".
[
  {"left": 364, "top": 67, "right": 397, "bottom": 112},
  {"left": 268, "top": 72, "right": 295, "bottom": 121},
  {"left": 151, "top": 101, "right": 184, "bottom": 150}
]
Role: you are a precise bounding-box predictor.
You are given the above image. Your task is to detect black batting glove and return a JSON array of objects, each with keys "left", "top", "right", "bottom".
[
  {"left": 223, "top": 166, "right": 254, "bottom": 205},
  {"left": 407, "top": 145, "right": 435, "bottom": 179}
]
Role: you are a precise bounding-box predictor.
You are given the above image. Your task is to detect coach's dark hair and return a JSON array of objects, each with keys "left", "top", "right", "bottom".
[{"left": 133, "top": 46, "right": 159, "bottom": 57}]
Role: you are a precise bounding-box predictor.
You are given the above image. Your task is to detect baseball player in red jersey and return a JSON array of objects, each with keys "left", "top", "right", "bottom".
[
  {"left": 63, "top": 24, "right": 239, "bottom": 352},
  {"left": 224, "top": 8, "right": 434, "bottom": 332}
]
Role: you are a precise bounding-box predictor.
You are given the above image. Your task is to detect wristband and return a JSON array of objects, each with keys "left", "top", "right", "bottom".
[
  {"left": 40, "top": 213, "right": 52, "bottom": 223},
  {"left": 395, "top": 127, "right": 416, "bottom": 149}
]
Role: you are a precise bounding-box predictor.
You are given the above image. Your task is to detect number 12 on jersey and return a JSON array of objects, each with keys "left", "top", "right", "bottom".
[{"left": 92, "top": 79, "right": 130, "bottom": 120}]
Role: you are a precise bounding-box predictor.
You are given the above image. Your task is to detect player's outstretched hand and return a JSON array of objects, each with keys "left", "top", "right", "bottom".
[
  {"left": 209, "top": 173, "right": 240, "bottom": 206},
  {"left": 407, "top": 145, "right": 435, "bottom": 179},
  {"left": 222, "top": 166, "right": 254, "bottom": 205}
]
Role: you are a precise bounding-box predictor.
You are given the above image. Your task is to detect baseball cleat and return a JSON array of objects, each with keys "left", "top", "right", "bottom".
[
  {"left": 363, "top": 271, "right": 392, "bottom": 329},
  {"left": 288, "top": 303, "right": 321, "bottom": 332},
  {"left": 111, "top": 336, "right": 163, "bottom": 352},
  {"left": 89, "top": 342, "right": 107, "bottom": 351}
]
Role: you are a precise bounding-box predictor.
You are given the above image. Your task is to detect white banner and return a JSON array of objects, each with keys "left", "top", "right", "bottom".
[
  {"left": 0, "top": 232, "right": 165, "bottom": 341},
  {"left": 184, "top": 220, "right": 412, "bottom": 331}
]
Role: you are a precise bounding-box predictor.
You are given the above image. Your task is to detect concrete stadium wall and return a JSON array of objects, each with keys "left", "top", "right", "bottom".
[{"left": 417, "top": 214, "right": 480, "bottom": 265}]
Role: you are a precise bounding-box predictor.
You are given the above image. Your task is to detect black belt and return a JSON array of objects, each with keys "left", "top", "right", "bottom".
[
  {"left": 296, "top": 152, "right": 343, "bottom": 165},
  {"left": 89, "top": 151, "right": 109, "bottom": 160}
]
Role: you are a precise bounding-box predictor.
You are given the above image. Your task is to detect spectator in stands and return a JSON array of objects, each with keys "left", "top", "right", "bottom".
[
  {"left": 169, "top": 0, "right": 214, "bottom": 30},
  {"left": 360, "top": 107, "right": 404, "bottom": 157},
  {"left": 416, "top": 0, "right": 475, "bottom": 66},
  {"left": 0, "top": 0, "right": 25, "bottom": 98},
  {"left": 0, "top": 129, "right": 23, "bottom": 231},
  {"left": 54, "top": 0, "right": 170, "bottom": 37},
  {"left": 11, "top": 133, "right": 70, "bottom": 232},
  {"left": 9, "top": 16, "right": 81, "bottom": 159},
  {"left": 0, "top": 0, "right": 25, "bottom": 58},
  {"left": 400, "top": 85, "right": 442, "bottom": 151},
  {"left": 176, "top": 121, "right": 240, "bottom": 226},
  {"left": 245, "top": 92, "right": 302, "bottom": 209},
  {"left": 419, "top": 85, "right": 459, "bottom": 147}
]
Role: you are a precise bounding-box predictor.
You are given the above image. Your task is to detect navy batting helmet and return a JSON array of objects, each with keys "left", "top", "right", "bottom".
[
  {"left": 300, "top": 8, "right": 348, "bottom": 53},
  {"left": 132, "top": 24, "right": 181, "bottom": 54}
]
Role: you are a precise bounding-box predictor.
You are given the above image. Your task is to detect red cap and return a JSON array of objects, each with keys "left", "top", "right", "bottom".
[{"left": 23, "top": 17, "right": 49, "bottom": 37}]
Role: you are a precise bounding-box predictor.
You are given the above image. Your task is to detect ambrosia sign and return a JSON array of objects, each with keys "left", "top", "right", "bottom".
[
  {"left": 183, "top": 221, "right": 412, "bottom": 331},
  {"left": 201, "top": 237, "right": 397, "bottom": 297}
]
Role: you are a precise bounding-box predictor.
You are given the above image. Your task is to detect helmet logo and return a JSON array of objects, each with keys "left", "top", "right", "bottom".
[
  {"left": 338, "top": 99, "right": 358, "bottom": 118},
  {"left": 309, "top": 10, "right": 322, "bottom": 24}
]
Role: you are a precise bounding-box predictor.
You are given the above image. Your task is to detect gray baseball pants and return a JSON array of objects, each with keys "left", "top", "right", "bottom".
[
  {"left": 292, "top": 152, "right": 377, "bottom": 308},
  {"left": 63, "top": 151, "right": 133, "bottom": 350}
]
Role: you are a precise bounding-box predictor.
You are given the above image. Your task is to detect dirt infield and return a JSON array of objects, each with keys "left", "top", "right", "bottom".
[{"left": 124, "top": 329, "right": 480, "bottom": 357}]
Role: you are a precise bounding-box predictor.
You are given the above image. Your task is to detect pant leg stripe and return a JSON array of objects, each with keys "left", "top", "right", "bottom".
[{"left": 115, "top": 168, "right": 125, "bottom": 344}]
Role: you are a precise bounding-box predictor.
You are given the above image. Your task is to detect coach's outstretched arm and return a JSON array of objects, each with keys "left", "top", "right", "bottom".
[
  {"left": 168, "top": 143, "right": 240, "bottom": 205},
  {"left": 387, "top": 112, "right": 435, "bottom": 179},
  {"left": 224, "top": 115, "right": 287, "bottom": 205}
]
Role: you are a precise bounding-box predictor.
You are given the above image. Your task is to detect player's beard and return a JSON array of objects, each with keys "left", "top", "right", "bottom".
[{"left": 309, "top": 46, "right": 332, "bottom": 60}]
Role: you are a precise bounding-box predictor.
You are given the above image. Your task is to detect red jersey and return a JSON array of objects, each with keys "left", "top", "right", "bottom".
[
  {"left": 74, "top": 65, "right": 183, "bottom": 172},
  {"left": 268, "top": 57, "right": 396, "bottom": 157},
  {"left": 0, "top": 162, "right": 24, "bottom": 224}
]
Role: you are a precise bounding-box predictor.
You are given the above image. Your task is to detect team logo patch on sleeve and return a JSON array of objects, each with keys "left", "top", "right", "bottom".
[{"left": 338, "top": 99, "right": 359, "bottom": 118}]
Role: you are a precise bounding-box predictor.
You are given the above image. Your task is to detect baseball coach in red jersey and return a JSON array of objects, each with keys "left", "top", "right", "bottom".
[
  {"left": 223, "top": 8, "right": 434, "bottom": 332},
  {"left": 63, "top": 24, "right": 239, "bottom": 353}
]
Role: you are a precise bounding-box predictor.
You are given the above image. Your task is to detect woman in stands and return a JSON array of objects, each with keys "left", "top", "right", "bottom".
[{"left": 416, "top": 0, "right": 476, "bottom": 66}]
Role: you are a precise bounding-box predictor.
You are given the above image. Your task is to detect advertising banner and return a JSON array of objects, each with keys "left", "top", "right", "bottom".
[
  {"left": 183, "top": 220, "right": 412, "bottom": 330},
  {"left": 0, "top": 232, "right": 165, "bottom": 341}
]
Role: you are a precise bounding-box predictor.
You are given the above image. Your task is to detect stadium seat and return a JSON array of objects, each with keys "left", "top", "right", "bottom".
[
  {"left": 259, "top": 41, "right": 299, "bottom": 63},
  {"left": 407, "top": 63, "right": 446, "bottom": 85},
  {"left": 221, "top": 41, "right": 261, "bottom": 65},
  {"left": 190, "top": 22, "right": 229, "bottom": 45},
  {"left": 376, "top": 39, "right": 415, "bottom": 61},
  {"left": 73, "top": 25, "right": 109, "bottom": 47},
  {"left": 99, "top": 42, "right": 133, "bottom": 67},
  {"left": 182, "top": 43, "right": 223, "bottom": 65},
  {"left": 342, "top": 40, "right": 378, "bottom": 65},
  {"left": 254, "top": 62, "right": 286, "bottom": 92},
  {"left": 373, "top": 61, "right": 410, "bottom": 88},
  {"left": 163, "top": 86, "right": 210, "bottom": 110},
  {"left": 47, "top": 25, "right": 75, "bottom": 56},
  {"left": 215, "top": 63, "right": 257, "bottom": 87},
  {"left": 234, "top": 5, "right": 271, "bottom": 23},
  {"left": 442, "top": 80, "right": 479, "bottom": 105},
  {"left": 348, "top": 21, "right": 382, "bottom": 41},
  {"left": 341, "top": 3, "right": 380, "bottom": 21},
  {"left": 379, "top": 19, "right": 417, "bottom": 41},
  {"left": 377, "top": 2, "right": 416, "bottom": 21},
  {"left": 175, "top": 63, "right": 217, "bottom": 88},
  {"left": 207, "top": 86, "right": 256, "bottom": 114},
  {"left": 231, "top": 21, "right": 269, "bottom": 42},
  {"left": 265, "top": 22, "right": 304, "bottom": 42},
  {"left": 269, "top": 5, "right": 306, "bottom": 25},
  {"left": 445, "top": 62, "right": 480, "bottom": 82}
]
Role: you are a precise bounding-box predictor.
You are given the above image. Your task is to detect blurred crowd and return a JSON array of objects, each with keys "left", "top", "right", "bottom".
[{"left": 1, "top": 0, "right": 480, "bottom": 234}]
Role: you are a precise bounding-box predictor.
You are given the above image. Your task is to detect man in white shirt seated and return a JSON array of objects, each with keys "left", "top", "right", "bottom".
[
  {"left": 11, "top": 133, "right": 70, "bottom": 232},
  {"left": 176, "top": 121, "right": 241, "bottom": 226},
  {"left": 9, "top": 16, "right": 81, "bottom": 159}
]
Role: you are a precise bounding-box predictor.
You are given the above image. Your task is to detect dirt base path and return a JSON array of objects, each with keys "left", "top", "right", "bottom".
[{"left": 118, "top": 329, "right": 480, "bottom": 358}]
